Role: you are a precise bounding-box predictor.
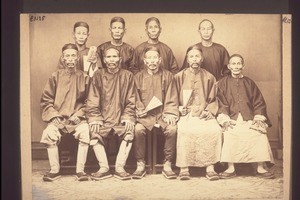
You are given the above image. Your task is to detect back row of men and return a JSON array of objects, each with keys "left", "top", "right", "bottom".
[
  {"left": 40, "top": 17, "right": 275, "bottom": 182},
  {"left": 58, "top": 17, "right": 229, "bottom": 80}
]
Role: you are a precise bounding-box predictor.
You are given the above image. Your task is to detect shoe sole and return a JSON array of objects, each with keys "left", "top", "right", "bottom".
[
  {"left": 74, "top": 175, "right": 89, "bottom": 181},
  {"left": 162, "top": 171, "right": 177, "bottom": 179},
  {"left": 178, "top": 176, "right": 190, "bottom": 181},
  {"left": 219, "top": 174, "right": 237, "bottom": 179},
  {"left": 90, "top": 174, "right": 112, "bottom": 181},
  {"left": 43, "top": 175, "right": 61, "bottom": 182},
  {"left": 206, "top": 175, "right": 220, "bottom": 181},
  {"left": 114, "top": 174, "right": 131, "bottom": 180},
  {"left": 132, "top": 171, "right": 146, "bottom": 179}
]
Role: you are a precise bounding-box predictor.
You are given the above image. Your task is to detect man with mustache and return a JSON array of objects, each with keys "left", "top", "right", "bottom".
[
  {"left": 181, "top": 19, "right": 230, "bottom": 81},
  {"left": 216, "top": 54, "right": 274, "bottom": 179},
  {"left": 132, "top": 17, "right": 179, "bottom": 74},
  {"left": 174, "top": 46, "right": 222, "bottom": 181},
  {"left": 58, "top": 21, "right": 101, "bottom": 77},
  {"left": 97, "top": 17, "right": 135, "bottom": 73},
  {"left": 132, "top": 46, "right": 178, "bottom": 179},
  {"left": 40, "top": 43, "right": 90, "bottom": 182},
  {"left": 86, "top": 47, "right": 136, "bottom": 180}
]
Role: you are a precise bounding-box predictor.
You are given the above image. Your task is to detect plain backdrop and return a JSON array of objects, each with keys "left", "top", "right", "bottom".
[{"left": 28, "top": 13, "right": 282, "bottom": 148}]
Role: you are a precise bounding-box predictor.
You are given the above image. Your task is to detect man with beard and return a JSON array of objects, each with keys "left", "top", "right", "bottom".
[
  {"left": 181, "top": 19, "right": 230, "bottom": 81},
  {"left": 40, "top": 43, "right": 90, "bottom": 182},
  {"left": 97, "top": 17, "right": 135, "bottom": 73},
  {"left": 86, "top": 47, "right": 136, "bottom": 180},
  {"left": 132, "top": 46, "right": 178, "bottom": 179},
  {"left": 58, "top": 21, "right": 101, "bottom": 77},
  {"left": 132, "top": 17, "right": 179, "bottom": 74},
  {"left": 174, "top": 46, "right": 222, "bottom": 181}
]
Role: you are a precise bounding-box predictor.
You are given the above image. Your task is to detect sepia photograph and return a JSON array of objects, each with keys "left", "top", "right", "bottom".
[{"left": 20, "top": 13, "right": 291, "bottom": 200}]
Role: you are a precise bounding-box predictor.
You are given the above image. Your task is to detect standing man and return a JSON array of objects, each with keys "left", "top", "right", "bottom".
[
  {"left": 133, "top": 17, "right": 179, "bottom": 74},
  {"left": 58, "top": 21, "right": 101, "bottom": 77},
  {"left": 86, "top": 47, "right": 136, "bottom": 181},
  {"left": 175, "top": 46, "right": 222, "bottom": 181},
  {"left": 40, "top": 44, "right": 90, "bottom": 182},
  {"left": 97, "top": 17, "right": 135, "bottom": 73},
  {"left": 132, "top": 46, "right": 178, "bottom": 179},
  {"left": 216, "top": 54, "right": 274, "bottom": 179},
  {"left": 182, "top": 19, "right": 230, "bottom": 81}
]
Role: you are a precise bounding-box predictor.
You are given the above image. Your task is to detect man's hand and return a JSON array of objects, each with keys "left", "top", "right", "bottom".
[
  {"left": 123, "top": 120, "right": 135, "bottom": 133},
  {"left": 199, "top": 110, "right": 215, "bottom": 120},
  {"left": 87, "top": 55, "right": 97, "bottom": 64},
  {"left": 51, "top": 117, "right": 62, "bottom": 127},
  {"left": 69, "top": 115, "right": 81, "bottom": 125},
  {"left": 222, "top": 121, "right": 236, "bottom": 132},
  {"left": 89, "top": 121, "right": 103, "bottom": 133},
  {"left": 179, "top": 106, "right": 189, "bottom": 116},
  {"left": 251, "top": 120, "right": 267, "bottom": 133},
  {"left": 163, "top": 115, "right": 177, "bottom": 126}
]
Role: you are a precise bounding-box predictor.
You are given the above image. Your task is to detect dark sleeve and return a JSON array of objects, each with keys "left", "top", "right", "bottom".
[
  {"left": 163, "top": 74, "right": 179, "bottom": 117},
  {"left": 73, "top": 75, "right": 91, "bottom": 119},
  {"left": 132, "top": 48, "right": 141, "bottom": 74},
  {"left": 221, "top": 47, "right": 230, "bottom": 77},
  {"left": 96, "top": 46, "right": 106, "bottom": 69},
  {"left": 134, "top": 74, "right": 146, "bottom": 111},
  {"left": 180, "top": 53, "right": 189, "bottom": 72},
  {"left": 86, "top": 74, "right": 104, "bottom": 122},
  {"left": 40, "top": 73, "right": 60, "bottom": 122},
  {"left": 121, "top": 73, "right": 136, "bottom": 123},
  {"left": 204, "top": 76, "right": 218, "bottom": 115},
  {"left": 127, "top": 47, "right": 136, "bottom": 73},
  {"left": 216, "top": 80, "right": 230, "bottom": 116},
  {"left": 167, "top": 48, "right": 179, "bottom": 74}
]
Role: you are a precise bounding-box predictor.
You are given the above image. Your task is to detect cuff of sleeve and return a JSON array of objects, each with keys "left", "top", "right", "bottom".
[
  {"left": 162, "top": 114, "right": 179, "bottom": 122},
  {"left": 253, "top": 115, "right": 267, "bottom": 122},
  {"left": 217, "top": 113, "right": 231, "bottom": 125},
  {"left": 120, "top": 117, "right": 136, "bottom": 124}
]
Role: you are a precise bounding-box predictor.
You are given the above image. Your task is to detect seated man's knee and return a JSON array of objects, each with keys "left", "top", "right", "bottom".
[
  {"left": 74, "top": 123, "right": 90, "bottom": 145},
  {"left": 134, "top": 123, "right": 146, "bottom": 136},
  {"left": 40, "top": 124, "right": 61, "bottom": 146}
]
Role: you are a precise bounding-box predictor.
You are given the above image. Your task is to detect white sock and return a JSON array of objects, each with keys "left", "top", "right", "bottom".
[
  {"left": 93, "top": 143, "right": 109, "bottom": 173},
  {"left": 136, "top": 160, "right": 145, "bottom": 171},
  {"left": 180, "top": 167, "right": 189, "bottom": 173},
  {"left": 115, "top": 140, "right": 132, "bottom": 173},
  {"left": 47, "top": 146, "right": 60, "bottom": 173},
  {"left": 163, "top": 160, "right": 173, "bottom": 172},
  {"left": 76, "top": 143, "right": 88, "bottom": 173},
  {"left": 257, "top": 162, "right": 268, "bottom": 173},
  {"left": 225, "top": 163, "right": 235, "bottom": 173},
  {"left": 206, "top": 165, "right": 215, "bottom": 173}
]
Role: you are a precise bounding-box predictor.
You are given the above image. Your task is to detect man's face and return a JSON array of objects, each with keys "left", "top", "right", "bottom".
[
  {"left": 228, "top": 56, "right": 244, "bottom": 76},
  {"left": 198, "top": 21, "right": 214, "bottom": 41},
  {"left": 110, "top": 22, "right": 125, "bottom": 40},
  {"left": 187, "top": 49, "right": 203, "bottom": 69},
  {"left": 146, "top": 20, "right": 161, "bottom": 40},
  {"left": 73, "top": 26, "right": 89, "bottom": 45},
  {"left": 62, "top": 49, "right": 79, "bottom": 68},
  {"left": 104, "top": 49, "right": 121, "bottom": 70},
  {"left": 144, "top": 50, "right": 161, "bottom": 71}
]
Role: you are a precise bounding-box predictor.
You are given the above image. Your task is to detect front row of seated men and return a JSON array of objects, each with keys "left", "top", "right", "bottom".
[{"left": 40, "top": 43, "right": 274, "bottom": 182}]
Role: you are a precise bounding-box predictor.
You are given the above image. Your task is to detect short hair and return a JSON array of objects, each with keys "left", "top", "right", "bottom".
[
  {"left": 143, "top": 46, "right": 161, "bottom": 58},
  {"left": 73, "top": 21, "right": 89, "bottom": 32},
  {"left": 229, "top": 54, "right": 244, "bottom": 64},
  {"left": 104, "top": 47, "right": 120, "bottom": 57},
  {"left": 186, "top": 45, "right": 203, "bottom": 56},
  {"left": 62, "top": 43, "right": 78, "bottom": 53},
  {"left": 145, "top": 17, "right": 161, "bottom": 27},
  {"left": 198, "top": 19, "right": 214, "bottom": 30},
  {"left": 110, "top": 17, "right": 125, "bottom": 27}
]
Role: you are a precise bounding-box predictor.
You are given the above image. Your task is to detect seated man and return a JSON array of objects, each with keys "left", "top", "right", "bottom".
[
  {"left": 216, "top": 54, "right": 274, "bottom": 179},
  {"left": 133, "top": 46, "right": 178, "bottom": 179},
  {"left": 86, "top": 47, "right": 136, "bottom": 181},
  {"left": 174, "top": 46, "right": 222, "bottom": 181},
  {"left": 40, "top": 43, "right": 90, "bottom": 182}
]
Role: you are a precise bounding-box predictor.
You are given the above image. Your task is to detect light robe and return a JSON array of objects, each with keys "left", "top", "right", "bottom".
[{"left": 174, "top": 68, "right": 222, "bottom": 167}]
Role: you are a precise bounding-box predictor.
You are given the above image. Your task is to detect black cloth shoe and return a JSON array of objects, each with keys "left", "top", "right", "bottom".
[
  {"left": 178, "top": 171, "right": 191, "bottom": 181},
  {"left": 162, "top": 169, "right": 177, "bottom": 179},
  {"left": 75, "top": 172, "right": 89, "bottom": 181},
  {"left": 114, "top": 171, "right": 131, "bottom": 180},
  {"left": 132, "top": 169, "right": 146, "bottom": 179},
  {"left": 256, "top": 171, "right": 275, "bottom": 179},
  {"left": 90, "top": 171, "right": 112, "bottom": 181},
  {"left": 43, "top": 172, "right": 61, "bottom": 182}
]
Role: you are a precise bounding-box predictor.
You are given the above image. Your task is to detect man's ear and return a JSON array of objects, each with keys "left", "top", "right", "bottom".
[
  {"left": 227, "top": 64, "right": 231, "bottom": 70},
  {"left": 158, "top": 57, "right": 162, "bottom": 64},
  {"left": 143, "top": 58, "right": 147, "bottom": 65}
]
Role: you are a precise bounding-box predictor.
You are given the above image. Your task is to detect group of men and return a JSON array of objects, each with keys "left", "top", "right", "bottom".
[{"left": 40, "top": 17, "right": 275, "bottom": 182}]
